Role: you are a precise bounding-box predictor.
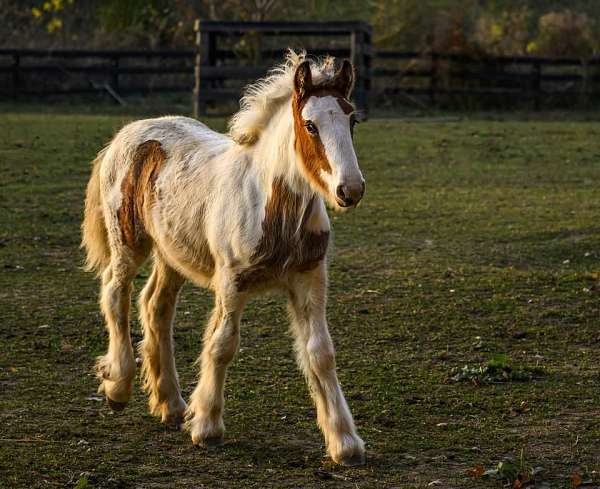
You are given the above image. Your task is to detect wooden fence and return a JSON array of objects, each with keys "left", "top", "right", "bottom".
[
  {"left": 192, "top": 20, "right": 372, "bottom": 116},
  {"left": 0, "top": 48, "right": 194, "bottom": 100},
  {"left": 373, "top": 51, "right": 600, "bottom": 110},
  {"left": 1, "top": 43, "right": 600, "bottom": 112}
]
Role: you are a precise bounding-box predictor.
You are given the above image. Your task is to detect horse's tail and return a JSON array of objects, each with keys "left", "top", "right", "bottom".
[{"left": 81, "top": 147, "right": 110, "bottom": 275}]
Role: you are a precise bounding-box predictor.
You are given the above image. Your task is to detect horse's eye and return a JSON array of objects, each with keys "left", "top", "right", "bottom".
[{"left": 304, "top": 121, "right": 318, "bottom": 135}]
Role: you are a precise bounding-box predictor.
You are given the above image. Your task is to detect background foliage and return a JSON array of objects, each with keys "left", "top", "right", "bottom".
[{"left": 3, "top": 0, "right": 600, "bottom": 57}]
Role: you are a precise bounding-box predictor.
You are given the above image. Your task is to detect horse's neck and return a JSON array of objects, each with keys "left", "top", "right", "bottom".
[
  {"left": 237, "top": 102, "right": 328, "bottom": 234},
  {"left": 251, "top": 103, "right": 312, "bottom": 200}
]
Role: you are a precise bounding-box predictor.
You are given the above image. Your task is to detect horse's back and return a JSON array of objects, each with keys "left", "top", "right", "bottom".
[
  {"left": 96, "top": 115, "right": 232, "bottom": 206},
  {"left": 112, "top": 116, "right": 230, "bottom": 163}
]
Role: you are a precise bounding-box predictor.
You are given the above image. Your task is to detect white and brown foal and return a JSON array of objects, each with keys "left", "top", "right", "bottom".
[{"left": 82, "top": 51, "right": 366, "bottom": 465}]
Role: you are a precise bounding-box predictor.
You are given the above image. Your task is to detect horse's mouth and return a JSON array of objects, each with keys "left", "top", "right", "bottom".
[{"left": 335, "top": 198, "right": 361, "bottom": 209}]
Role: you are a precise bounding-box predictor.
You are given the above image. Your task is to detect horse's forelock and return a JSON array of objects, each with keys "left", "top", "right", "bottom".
[{"left": 228, "top": 50, "right": 338, "bottom": 146}]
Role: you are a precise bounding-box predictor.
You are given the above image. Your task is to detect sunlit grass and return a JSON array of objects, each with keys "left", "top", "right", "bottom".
[{"left": 1, "top": 109, "right": 599, "bottom": 488}]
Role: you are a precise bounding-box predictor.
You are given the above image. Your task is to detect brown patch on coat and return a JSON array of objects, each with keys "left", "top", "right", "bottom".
[
  {"left": 118, "top": 140, "right": 166, "bottom": 253},
  {"left": 236, "top": 178, "right": 329, "bottom": 290},
  {"left": 293, "top": 93, "right": 331, "bottom": 191}
]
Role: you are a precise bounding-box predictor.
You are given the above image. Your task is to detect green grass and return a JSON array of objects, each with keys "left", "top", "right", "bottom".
[{"left": 1, "top": 108, "right": 600, "bottom": 488}]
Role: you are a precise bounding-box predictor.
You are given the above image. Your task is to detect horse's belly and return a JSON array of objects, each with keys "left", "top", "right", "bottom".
[{"left": 155, "top": 234, "right": 215, "bottom": 287}]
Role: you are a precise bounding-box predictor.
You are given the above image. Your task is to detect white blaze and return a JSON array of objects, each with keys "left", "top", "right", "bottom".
[{"left": 301, "top": 96, "right": 363, "bottom": 195}]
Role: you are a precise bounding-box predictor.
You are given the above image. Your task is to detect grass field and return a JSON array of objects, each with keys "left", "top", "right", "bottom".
[{"left": 1, "top": 108, "right": 600, "bottom": 488}]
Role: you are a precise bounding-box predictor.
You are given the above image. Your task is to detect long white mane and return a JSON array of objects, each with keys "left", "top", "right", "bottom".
[{"left": 228, "top": 49, "right": 337, "bottom": 145}]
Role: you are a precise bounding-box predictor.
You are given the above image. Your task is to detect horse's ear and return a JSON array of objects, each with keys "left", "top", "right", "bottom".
[
  {"left": 334, "top": 59, "right": 354, "bottom": 98},
  {"left": 294, "top": 60, "right": 312, "bottom": 98}
]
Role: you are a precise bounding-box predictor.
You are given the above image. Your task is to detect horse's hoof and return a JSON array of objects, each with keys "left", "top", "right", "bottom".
[
  {"left": 193, "top": 436, "right": 224, "bottom": 448},
  {"left": 107, "top": 397, "right": 128, "bottom": 412},
  {"left": 164, "top": 415, "right": 185, "bottom": 431},
  {"left": 338, "top": 451, "right": 366, "bottom": 467}
]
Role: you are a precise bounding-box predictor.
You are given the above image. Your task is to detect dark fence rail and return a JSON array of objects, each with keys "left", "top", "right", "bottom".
[
  {"left": 374, "top": 51, "right": 600, "bottom": 110},
  {"left": 1, "top": 46, "right": 599, "bottom": 111},
  {"left": 0, "top": 48, "right": 195, "bottom": 99}
]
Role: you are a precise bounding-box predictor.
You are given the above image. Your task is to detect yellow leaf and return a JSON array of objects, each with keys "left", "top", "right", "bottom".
[
  {"left": 46, "top": 17, "right": 63, "bottom": 33},
  {"left": 31, "top": 7, "right": 42, "bottom": 18},
  {"left": 526, "top": 41, "right": 538, "bottom": 54}
]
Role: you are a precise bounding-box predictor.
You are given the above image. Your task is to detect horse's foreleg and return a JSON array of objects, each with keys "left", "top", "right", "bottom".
[
  {"left": 288, "top": 264, "right": 365, "bottom": 466},
  {"left": 185, "top": 270, "right": 246, "bottom": 446},
  {"left": 139, "top": 256, "right": 187, "bottom": 427},
  {"left": 97, "top": 256, "right": 138, "bottom": 410}
]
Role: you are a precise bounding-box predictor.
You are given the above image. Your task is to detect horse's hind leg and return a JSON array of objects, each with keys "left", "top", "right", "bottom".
[
  {"left": 96, "top": 251, "right": 139, "bottom": 411},
  {"left": 139, "top": 255, "right": 187, "bottom": 427}
]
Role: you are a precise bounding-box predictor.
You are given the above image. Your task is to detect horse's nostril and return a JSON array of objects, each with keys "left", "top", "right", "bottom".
[{"left": 336, "top": 184, "right": 357, "bottom": 206}]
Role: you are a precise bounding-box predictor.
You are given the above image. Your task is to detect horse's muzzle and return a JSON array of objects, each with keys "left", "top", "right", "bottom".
[{"left": 335, "top": 180, "right": 365, "bottom": 207}]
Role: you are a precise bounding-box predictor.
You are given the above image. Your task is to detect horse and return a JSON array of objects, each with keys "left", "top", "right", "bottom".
[{"left": 81, "top": 50, "right": 366, "bottom": 466}]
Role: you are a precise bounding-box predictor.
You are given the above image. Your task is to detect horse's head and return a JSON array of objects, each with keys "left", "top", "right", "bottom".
[{"left": 292, "top": 60, "right": 365, "bottom": 210}]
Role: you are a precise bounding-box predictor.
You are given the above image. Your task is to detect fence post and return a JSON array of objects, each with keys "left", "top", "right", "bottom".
[
  {"left": 429, "top": 51, "right": 438, "bottom": 105},
  {"left": 111, "top": 54, "right": 120, "bottom": 93},
  {"left": 351, "top": 27, "right": 369, "bottom": 117},
  {"left": 208, "top": 30, "right": 217, "bottom": 91},
  {"left": 581, "top": 59, "right": 590, "bottom": 107},
  {"left": 12, "top": 53, "right": 20, "bottom": 100},
  {"left": 193, "top": 19, "right": 204, "bottom": 118},
  {"left": 362, "top": 26, "right": 372, "bottom": 118},
  {"left": 532, "top": 61, "right": 541, "bottom": 110}
]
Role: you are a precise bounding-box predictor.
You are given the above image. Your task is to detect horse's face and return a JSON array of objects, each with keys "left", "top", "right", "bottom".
[{"left": 293, "top": 60, "right": 365, "bottom": 210}]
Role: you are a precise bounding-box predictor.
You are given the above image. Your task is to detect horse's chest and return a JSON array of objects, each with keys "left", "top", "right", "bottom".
[
  {"left": 235, "top": 178, "right": 330, "bottom": 291},
  {"left": 236, "top": 227, "right": 329, "bottom": 291}
]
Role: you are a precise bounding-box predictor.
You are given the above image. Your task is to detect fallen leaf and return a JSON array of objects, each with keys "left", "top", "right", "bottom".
[
  {"left": 466, "top": 464, "right": 486, "bottom": 478},
  {"left": 572, "top": 473, "right": 582, "bottom": 487},
  {"left": 510, "top": 400, "right": 531, "bottom": 416}
]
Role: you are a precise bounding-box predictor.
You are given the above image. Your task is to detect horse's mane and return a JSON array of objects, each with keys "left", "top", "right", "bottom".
[{"left": 228, "top": 49, "right": 337, "bottom": 145}]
